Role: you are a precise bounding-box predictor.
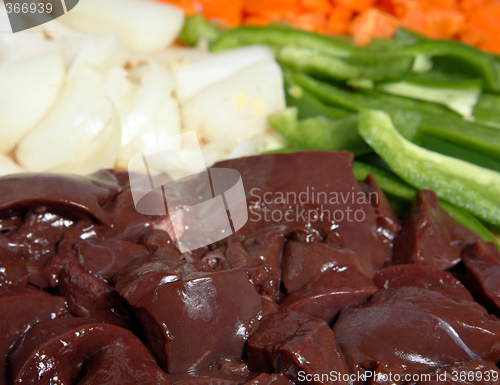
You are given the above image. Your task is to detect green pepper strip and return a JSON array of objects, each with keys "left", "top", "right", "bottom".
[
  {"left": 419, "top": 135, "right": 500, "bottom": 173},
  {"left": 358, "top": 109, "right": 500, "bottom": 227},
  {"left": 180, "top": 14, "right": 224, "bottom": 46},
  {"left": 391, "top": 40, "right": 500, "bottom": 92},
  {"left": 268, "top": 107, "right": 371, "bottom": 155},
  {"left": 210, "top": 25, "right": 362, "bottom": 56},
  {"left": 277, "top": 45, "right": 414, "bottom": 82},
  {"left": 352, "top": 162, "right": 500, "bottom": 247},
  {"left": 473, "top": 92, "right": 500, "bottom": 129},
  {"left": 283, "top": 70, "right": 352, "bottom": 120},
  {"left": 292, "top": 72, "right": 500, "bottom": 160}
]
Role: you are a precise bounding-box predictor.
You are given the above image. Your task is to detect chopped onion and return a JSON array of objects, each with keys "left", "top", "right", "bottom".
[
  {"left": 66, "top": 35, "right": 131, "bottom": 80},
  {"left": 50, "top": 105, "right": 121, "bottom": 174},
  {"left": 16, "top": 69, "right": 126, "bottom": 172},
  {"left": 174, "top": 45, "right": 275, "bottom": 103},
  {"left": 201, "top": 137, "right": 239, "bottom": 166},
  {"left": 118, "top": 97, "right": 181, "bottom": 169},
  {"left": 0, "top": 52, "right": 66, "bottom": 154},
  {"left": 116, "top": 61, "right": 181, "bottom": 168},
  {"left": 0, "top": 3, "right": 72, "bottom": 65},
  {"left": 59, "top": 0, "right": 185, "bottom": 53},
  {"left": 181, "top": 59, "right": 286, "bottom": 143},
  {"left": 153, "top": 47, "right": 210, "bottom": 74}
]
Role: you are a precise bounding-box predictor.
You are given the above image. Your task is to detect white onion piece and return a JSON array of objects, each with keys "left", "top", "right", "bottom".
[
  {"left": 0, "top": 4, "right": 72, "bottom": 65},
  {"left": 59, "top": 0, "right": 185, "bottom": 53},
  {"left": 181, "top": 59, "right": 286, "bottom": 143},
  {"left": 0, "top": 52, "right": 65, "bottom": 154},
  {"left": 67, "top": 35, "right": 131, "bottom": 80},
  {"left": 50, "top": 105, "right": 121, "bottom": 174},
  {"left": 174, "top": 45, "right": 275, "bottom": 103},
  {"left": 16, "top": 69, "right": 126, "bottom": 171},
  {"left": 0, "top": 153, "right": 25, "bottom": 177},
  {"left": 153, "top": 47, "right": 210, "bottom": 73},
  {"left": 118, "top": 97, "right": 181, "bottom": 169},
  {"left": 227, "top": 138, "right": 261, "bottom": 160},
  {"left": 116, "top": 62, "right": 180, "bottom": 168},
  {"left": 201, "top": 137, "right": 239, "bottom": 167}
]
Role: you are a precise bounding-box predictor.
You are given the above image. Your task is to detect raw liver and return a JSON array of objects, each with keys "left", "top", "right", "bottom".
[
  {"left": 247, "top": 309, "right": 350, "bottom": 385},
  {"left": 0, "top": 286, "right": 68, "bottom": 385},
  {"left": 214, "top": 152, "right": 390, "bottom": 277},
  {"left": 132, "top": 268, "right": 262, "bottom": 373},
  {"left": 0, "top": 246, "right": 28, "bottom": 286},
  {"left": 373, "top": 264, "right": 474, "bottom": 302},
  {"left": 334, "top": 287, "right": 500, "bottom": 384},
  {"left": 392, "top": 190, "right": 478, "bottom": 270},
  {"left": 462, "top": 240, "right": 500, "bottom": 312},
  {"left": 359, "top": 174, "right": 401, "bottom": 254},
  {"left": 8, "top": 317, "right": 168, "bottom": 385},
  {"left": 280, "top": 267, "right": 377, "bottom": 323}
]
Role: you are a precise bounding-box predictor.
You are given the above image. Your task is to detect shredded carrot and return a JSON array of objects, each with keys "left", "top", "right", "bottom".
[{"left": 159, "top": 0, "right": 500, "bottom": 53}]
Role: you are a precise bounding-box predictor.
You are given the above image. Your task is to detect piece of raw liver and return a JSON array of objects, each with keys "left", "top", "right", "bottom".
[
  {"left": 333, "top": 287, "right": 500, "bottom": 384},
  {"left": 8, "top": 317, "right": 168, "bottom": 385},
  {"left": 280, "top": 267, "right": 377, "bottom": 323},
  {"left": 0, "top": 286, "right": 68, "bottom": 385},
  {"left": 77, "top": 339, "right": 170, "bottom": 385},
  {"left": 247, "top": 309, "right": 350, "bottom": 385},
  {"left": 0, "top": 171, "right": 120, "bottom": 225},
  {"left": 373, "top": 264, "right": 474, "bottom": 302},
  {"left": 132, "top": 268, "right": 262, "bottom": 373},
  {"left": 281, "top": 240, "right": 365, "bottom": 291},
  {"left": 214, "top": 151, "right": 390, "bottom": 278},
  {"left": 392, "top": 190, "right": 478, "bottom": 270},
  {"left": 0, "top": 246, "right": 28, "bottom": 286},
  {"left": 52, "top": 245, "right": 134, "bottom": 329},
  {"left": 359, "top": 174, "right": 401, "bottom": 254},
  {"left": 462, "top": 240, "right": 500, "bottom": 312},
  {"left": 74, "top": 238, "right": 148, "bottom": 281}
]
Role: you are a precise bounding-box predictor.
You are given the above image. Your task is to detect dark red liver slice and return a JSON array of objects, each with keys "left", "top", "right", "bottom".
[
  {"left": 247, "top": 309, "right": 350, "bottom": 385},
  {"left": 281, "top": 240, "right": 363, "bottom": 293},
  {"left": 0, "top": 246, "right": 28, "bottom": 286},
  {"left": 77, "top": 338, "right": 170, "bottom": 385},
  {"left": 412, "top": 360, "right": 500, "bottom": 385},
  {"left": 133, "top": 268, "right": 262, "bottom": 373},
  {"left": 392, "top": 190, "right": 478, "bottom": 270},
  {"left": 359, "top": 174, "right": 401, "bottom": 255},
  {"left": 245, "top": 373, "right": 294, "bottom": 385},
  {"left": 462, "top": 240, "right": 500, "bottom": 312},
  {"left": 214, "top": 151, "right": 389, "bottom": 278},
  {"left": 373, "top": 265, "right": 474, "bottom": 302},
  {"left": 333, "top": 287, "right": 500, "bottom": 384},
  {"left": 0, "top": 286, "right": 68, "bottom": 385},
  {"left": 280, "top": 268, "right": 377, "bottom": 323},
  {"left": 0, "top": 171, "right": 120, "bottom": 225},
  {"left": 53, "top": 250, "right": 133, "bottom": 329},
  {"left": 113, "top": 250, "right": 186, "bottom": 306},
  {"left": 74, "top": 238, "right": 148, "bottom": 281},
  {"left": 7, "top": 211, "right": 75, "bottom": 287},
  {"left": 8, "top": 318, "right": 167, "bottom": 385}
]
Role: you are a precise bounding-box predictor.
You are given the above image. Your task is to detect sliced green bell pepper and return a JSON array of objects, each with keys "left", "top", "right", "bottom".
[
  {"left": 277, "top": 45, "right": 414, "bottom": 82},
  {"left": 358, "top": 109, "right": 500, "bottom": 227},
  {"left": 268, "top": 107, "right": 371, "bottom": 155}
]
